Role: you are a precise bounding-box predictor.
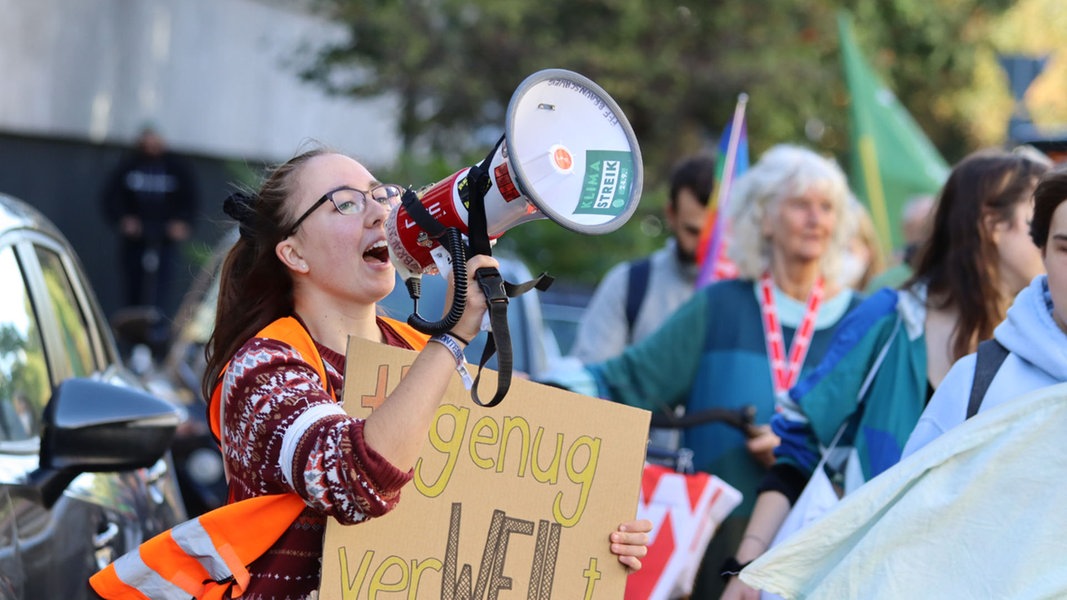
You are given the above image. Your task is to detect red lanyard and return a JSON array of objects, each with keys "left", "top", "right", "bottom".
[{"left": 758, "top": 271, "right": 824, "bottom": 397}]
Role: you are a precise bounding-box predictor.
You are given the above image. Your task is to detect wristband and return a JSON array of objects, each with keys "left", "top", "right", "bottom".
[{"left": 429, "top": 333, "right": 473, "bottom": 389}]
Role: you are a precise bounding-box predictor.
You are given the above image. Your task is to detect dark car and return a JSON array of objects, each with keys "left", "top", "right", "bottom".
[
  {"left": 133, "top": 230, "right": 563, "bottom": 515},
  {"left": 0, "top": 192, "right": 186, "bottom": 599}
]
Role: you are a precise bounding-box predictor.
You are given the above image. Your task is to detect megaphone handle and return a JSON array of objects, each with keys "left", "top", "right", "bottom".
[{"left": 469, "top": 266, "right": 512, "bottom": 408}]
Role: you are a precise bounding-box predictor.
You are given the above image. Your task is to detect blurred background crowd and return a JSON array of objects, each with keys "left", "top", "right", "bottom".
[{"left": 2, "top": 0, "right": 1067, "bottom": 597}]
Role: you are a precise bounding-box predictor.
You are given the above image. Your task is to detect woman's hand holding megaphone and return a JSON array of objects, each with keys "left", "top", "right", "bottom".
[{"left": 446, "top": 254, "right": 499, "bottom": 344}]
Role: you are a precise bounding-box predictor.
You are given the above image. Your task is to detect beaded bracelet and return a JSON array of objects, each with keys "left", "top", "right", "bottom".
[{"left": 429, "top": 333, "right": 473, "bottom": 389}]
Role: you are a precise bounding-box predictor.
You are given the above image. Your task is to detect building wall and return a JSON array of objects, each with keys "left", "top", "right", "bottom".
[
  {"left": 0, "top": 0, "right": 400, "bottom": 329},
  {"left": 0, "top": 0, "right": 398, "bottom": 167}
]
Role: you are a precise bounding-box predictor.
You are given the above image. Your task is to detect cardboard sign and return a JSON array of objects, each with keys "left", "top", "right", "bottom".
[{"left": 319, "top": 337, "right": 651, "bottom": 599}]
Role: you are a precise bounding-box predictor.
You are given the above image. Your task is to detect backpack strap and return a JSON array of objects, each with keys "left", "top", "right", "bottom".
[
  {"left": 967, "top": 338, "right": 1009, "bottom": 419},
  {"left": 625, "top": 257, "right": 652, "bottom": 341}
]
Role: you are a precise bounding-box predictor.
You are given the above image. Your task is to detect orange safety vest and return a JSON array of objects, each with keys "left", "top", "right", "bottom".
[{"left": 90, "top": 316, "right": 427, "bottom": 600}]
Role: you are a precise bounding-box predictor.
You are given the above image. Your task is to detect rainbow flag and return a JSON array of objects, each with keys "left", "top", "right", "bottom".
[{"left": 696, "top": 96, "right": 750, "bottom": 288}]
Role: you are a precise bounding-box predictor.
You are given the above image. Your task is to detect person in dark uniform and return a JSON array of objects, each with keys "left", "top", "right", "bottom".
[{"left": 102, "top": 126, "right": 198, "bottom": 317}]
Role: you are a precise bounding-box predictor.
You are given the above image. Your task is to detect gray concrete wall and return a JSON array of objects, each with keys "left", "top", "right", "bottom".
[
  {"left": 0, "top": 0, "right": 403, "bottom": 330},
  {"left": 0, "top": 0, "right": 399, "bottom": 167}
]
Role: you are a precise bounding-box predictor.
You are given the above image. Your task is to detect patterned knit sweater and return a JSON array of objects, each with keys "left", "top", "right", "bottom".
[{"left": 219, "top": 318, "right": 416, "bottom": 600}]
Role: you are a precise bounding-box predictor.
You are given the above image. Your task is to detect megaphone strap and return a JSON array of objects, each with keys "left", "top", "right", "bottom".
[
  {"left": 470, "top": 266, "right": 511, "bottom": 408},
  {"left": 399, "top": 188, "right": 447, "bottom": 239},
  {"left": 504, "top": 273, "right": 555, "bottom": 297},
  {"left": 458, "top": 266, "right": 553, "bottom": 409},
  {"left": 472, "top": 328, "right": 509, "bottom": 407},
  {"left": 405, "top": 133, "right": 542, "bottom": 408},
  {"left": 468, "top": 270, "right": 554, "bottom": 408},
  {"left": 464, "top": 135, "right": 504, "bottom": 258}
]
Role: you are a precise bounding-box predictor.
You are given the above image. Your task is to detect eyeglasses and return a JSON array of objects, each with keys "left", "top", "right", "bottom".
[{"left": 286, "top": 184, "right": 403, "bottom": 237}]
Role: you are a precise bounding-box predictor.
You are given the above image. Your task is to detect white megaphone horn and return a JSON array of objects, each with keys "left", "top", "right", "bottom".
[
  {"left": 385, "top": 68, "right": 644, "bottom": 278},
  {"left": 384, "top": 68, "right": 642, "bottom": 407}
]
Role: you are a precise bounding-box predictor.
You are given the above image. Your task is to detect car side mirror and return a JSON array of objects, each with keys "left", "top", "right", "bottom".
[{"left": 29, "top": 378, "right": 181, "bottom": 508}]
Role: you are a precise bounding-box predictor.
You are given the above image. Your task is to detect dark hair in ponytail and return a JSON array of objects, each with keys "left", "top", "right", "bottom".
[{"left": 202, "top": 147, "right": 330, "bottom": 402}]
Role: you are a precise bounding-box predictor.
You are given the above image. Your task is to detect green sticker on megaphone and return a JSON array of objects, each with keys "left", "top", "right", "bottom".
[{"left": 575, "top": 150, "right": 635, "bottom": 216}]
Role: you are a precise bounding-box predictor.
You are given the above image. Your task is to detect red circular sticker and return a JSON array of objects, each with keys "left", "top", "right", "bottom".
[{"left": 551, "top": 145, "right": 574, "bottom": 173}]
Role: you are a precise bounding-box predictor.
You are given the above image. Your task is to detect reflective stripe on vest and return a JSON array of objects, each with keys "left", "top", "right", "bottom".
[
  {"left": 110, "top": 520, "right": 229, "bottom": 598},
  {"left": 91, "top": 494, "right": 306, "bottom": 599},
  {"left": 110, "top": 548, "right": 188, "bottom": 600}
]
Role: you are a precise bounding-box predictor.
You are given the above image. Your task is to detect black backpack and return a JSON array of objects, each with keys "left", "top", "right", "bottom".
[{"left": 624, "top": 257, "right": 652, "bottom": 342}]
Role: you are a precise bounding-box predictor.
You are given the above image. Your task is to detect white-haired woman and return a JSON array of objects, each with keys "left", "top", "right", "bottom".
[{"left": 550, "top": 144, "right": 863, "bottom": 598}]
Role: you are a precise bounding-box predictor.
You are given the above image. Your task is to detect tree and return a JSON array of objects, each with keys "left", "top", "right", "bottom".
[{"left": 300, "top": 0, "right": 1022, "bottom": 284}]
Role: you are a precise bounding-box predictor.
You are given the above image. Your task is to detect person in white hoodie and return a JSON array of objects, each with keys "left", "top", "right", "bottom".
[{"left": 903, "top": 165, "right": 1067, "bottom": 458}]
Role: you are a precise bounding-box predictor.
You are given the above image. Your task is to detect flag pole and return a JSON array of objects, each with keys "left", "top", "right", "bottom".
[
  {"left": 715, "top": 93, "right": 749, "bottom": 225},
  {"left": 699, "top": 94, "right": 748, "bottom": 275}
]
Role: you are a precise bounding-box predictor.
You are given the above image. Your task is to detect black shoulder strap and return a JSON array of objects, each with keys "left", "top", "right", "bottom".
[
  {"left": 625, "top": 257, "right": 652, "bottom": 341},
  {"left": 967, "top": 339, "right": 1009, "bottom": 419}
]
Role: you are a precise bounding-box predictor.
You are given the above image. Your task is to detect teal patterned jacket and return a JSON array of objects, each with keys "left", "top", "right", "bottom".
[{"left": 773, "top": 284, "right": 929, "bottom": 486}]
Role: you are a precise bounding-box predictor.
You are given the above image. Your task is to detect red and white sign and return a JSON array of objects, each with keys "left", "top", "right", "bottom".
[{"left": 625, "top": 464, "right": 742, "bottom": 600}]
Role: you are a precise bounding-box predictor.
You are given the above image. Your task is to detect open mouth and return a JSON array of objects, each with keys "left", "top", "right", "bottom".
[{"left": 363, "top": 240, "right": 390, "bottom": 263}]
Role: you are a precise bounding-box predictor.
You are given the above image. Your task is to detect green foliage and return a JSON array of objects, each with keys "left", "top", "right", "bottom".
[{"left": 302, "top": 0, "right": 1021, "bottom": 281}]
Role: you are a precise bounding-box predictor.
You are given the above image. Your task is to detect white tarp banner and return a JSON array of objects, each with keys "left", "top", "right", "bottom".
[{"left": 741, "top": 382, "right": 1067, "bottom": 599}]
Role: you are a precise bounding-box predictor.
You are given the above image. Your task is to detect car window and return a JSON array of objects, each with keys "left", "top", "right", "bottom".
[
  {"left": 35, "top": 246, "right": 95, "bottom": 378},
  {"left": 0, "top": 246, "right": 49, "bottom": 442}
]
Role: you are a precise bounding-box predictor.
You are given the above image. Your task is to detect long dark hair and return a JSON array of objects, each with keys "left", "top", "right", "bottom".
[
  {"left": 201, "top": 148, "right": 329, "bottom": 401},
  {"left": 906, "top": 148, "right": 1049, "bottom": 360}
]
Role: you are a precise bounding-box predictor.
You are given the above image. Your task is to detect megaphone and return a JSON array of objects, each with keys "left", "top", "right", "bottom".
[
  {"left": 385, "top": 68, "right": 642, "bottom": 408},
  {"left": 385, "top": 68, "right": 643, "bottom": 277}
]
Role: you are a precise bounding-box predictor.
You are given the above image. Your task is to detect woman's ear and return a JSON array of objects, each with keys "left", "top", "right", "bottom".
[
  {"left": 276, "top": 239, "right": 309, "bottom": 273},
  {"left": 984, "top": 212, "right": 1007, "bottom": 246}
]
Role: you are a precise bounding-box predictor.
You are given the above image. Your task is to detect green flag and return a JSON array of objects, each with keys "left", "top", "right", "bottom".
[{"left": 838, "top": 11, "right": 949, "bottom": 252}]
